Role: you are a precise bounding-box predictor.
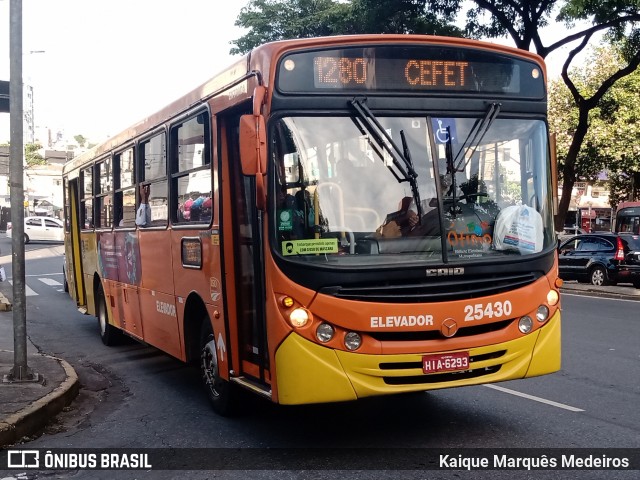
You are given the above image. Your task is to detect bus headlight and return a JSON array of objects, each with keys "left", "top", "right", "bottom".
[
  {"left": 344, "top": 332, "right": 362, "bottom": 351},
  {"left": 518, "top": 316, "right": 533, "bottom": 334},
  {"left": 289, "top": 308, "right": 309, "bottom": 328},
  {"left": 536, "top": 305, "right": 550, "bottom": 323},
  {"left": 316, "top": 323, "right": 334, "bottom": 343}
]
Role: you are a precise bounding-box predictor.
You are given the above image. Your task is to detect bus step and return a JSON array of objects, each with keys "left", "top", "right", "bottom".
[{"left": 230, "top": 376, "right": 272, "bottom": 399}]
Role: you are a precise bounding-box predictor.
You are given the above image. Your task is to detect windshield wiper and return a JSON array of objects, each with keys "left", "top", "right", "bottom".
[
  {"left": 442, "top": 103, "right": 501, "bottom": 213},
  {"left": 452, "top": 102, "right": 501, "bottom": 172},
  {"left": 349, "top": 97, "right": 423, "bottom": 219}
]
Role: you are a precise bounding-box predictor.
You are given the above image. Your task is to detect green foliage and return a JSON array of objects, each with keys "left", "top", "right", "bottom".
[
  {"left": 74, "top": 135, "right": 87, "bottom": 147},
  {"left": 231, "top": 0, "right": 352, "bottom": 55},
  {"left": 351, "top": 0, "right": 460, "bottom": 36},
  {"left": 549, "top": 43, "right": 640, "bottom": 206},
  {"left": 230, "top": 0, "right": 640, "bottom": 229},
  {"left": 463, "top": 1, "right": 640, "bottom": 229},
  {"left": 231, "top": 0, "right": 462, "bottom": 55},
  {"left": 25, "top": 143, "right": 45, "bottom": 167},
  {"left": 608, "top": 171, "right": 640, "bottom": 208},
  {"left": 465, "top": 0, "right": 554, "bottom": 47}
]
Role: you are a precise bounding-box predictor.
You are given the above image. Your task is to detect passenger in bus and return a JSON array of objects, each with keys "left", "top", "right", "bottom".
[
  {"left": 190, "top": 195, "right": 206, "bottom": 222},
  {"left": 376, "top": 197, "right": 440, "bottom": 238},
  {"left": 135, "top": 184, "right": 151, "bottom": 227}
]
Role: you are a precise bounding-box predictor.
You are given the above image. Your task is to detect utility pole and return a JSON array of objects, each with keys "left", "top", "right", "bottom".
[{"left": 5, "top": 0, "right": 41, "bottom": 383}]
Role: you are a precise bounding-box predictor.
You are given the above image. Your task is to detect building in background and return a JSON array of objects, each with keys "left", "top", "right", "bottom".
[
  {"left": 0, "top": 143, "right": 76, "bottom": 226},
  {"left": 560, "top": 173, "right": 613, "bottom": 233}
]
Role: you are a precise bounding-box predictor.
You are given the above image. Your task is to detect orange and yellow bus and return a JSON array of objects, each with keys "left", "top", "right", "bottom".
[{"left": 63, "top": 34, "right": 561, "bottom": 415}]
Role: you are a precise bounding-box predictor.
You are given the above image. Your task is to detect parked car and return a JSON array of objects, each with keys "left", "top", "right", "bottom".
[
  {"left": 5, "top": 216, "right": 65, "bottom": 243},
  {"left": 558, "top": 232, "right": 640, "bottom": 287}
]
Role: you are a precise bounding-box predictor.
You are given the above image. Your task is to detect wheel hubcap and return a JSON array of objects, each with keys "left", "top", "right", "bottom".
[{"left": 593, "top": 270, "right": 604, "bottom": 285}]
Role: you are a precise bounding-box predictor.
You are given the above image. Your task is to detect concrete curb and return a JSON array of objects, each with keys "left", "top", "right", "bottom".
[
  {"left": 0, "top": 291, "right": 11, "bottom": 311},
  {"left": 0, "top": 355, "right": 79, "bottom": 447},
  {"left": 560, "top": 287, "right": 640, "bottom": 301}
]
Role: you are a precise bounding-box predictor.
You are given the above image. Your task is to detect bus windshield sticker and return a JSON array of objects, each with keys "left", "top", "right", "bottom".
[
  {"left": 278, "top": 208, "right": 294, "bottom": 231},
  {"left": 282, "top": 238, "right": 339, "bottom": 256}
]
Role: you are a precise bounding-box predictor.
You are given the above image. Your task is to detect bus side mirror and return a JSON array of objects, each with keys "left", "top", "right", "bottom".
[
  {"left": 239, "top": 114, "right": 267, "bottom": 176},
  {"left": 239, "top": 114, "right": 267, "bottom": 210}
]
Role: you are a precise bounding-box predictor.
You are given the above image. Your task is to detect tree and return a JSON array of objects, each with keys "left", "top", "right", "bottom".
[
  {"left": 231, "top": 0, "right": 462, "bottom": 55},
  {"left": 461, "top": 0, "right": 640, "bottom": 229},
  {"left": 550, "top": 43, "right": 640, "bottom": 208},
  {"left": 231, "top": 0, "right": 352, "bottom": 55},
  {"left": 350, "top": 0, "right": 460, "bottom": 36},
  {"left": 231, "top": 0, "right": 640, "bottom": 228},
  {"left": 549, "top": 45, "right": 620, "bottom": 186},
  {"left": 608, "top": 171, "right": 640, "bottom": 208},
  {"left": 74, "top": 134, "right": 87, "bottom": 148},
  {"left": 24, "top": 143, "right": 45, "bottom": 167}
]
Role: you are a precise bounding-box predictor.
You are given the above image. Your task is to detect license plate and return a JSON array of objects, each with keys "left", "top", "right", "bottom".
[{"left": 422, "top": 352, "right": 470, "bottom": 374}]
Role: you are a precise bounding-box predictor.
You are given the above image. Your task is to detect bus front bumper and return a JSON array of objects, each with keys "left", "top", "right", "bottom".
[{"left": 274, "top": 311, "right": 561, "bottom": 405}]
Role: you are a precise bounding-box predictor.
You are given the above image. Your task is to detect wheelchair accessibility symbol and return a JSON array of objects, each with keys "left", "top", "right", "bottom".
[{"left": 432, "top": 118, "right": 456, "bottom": 144}]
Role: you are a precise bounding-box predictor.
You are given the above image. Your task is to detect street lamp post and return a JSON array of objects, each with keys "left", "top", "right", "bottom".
[{"left": 3, "top": 0, "right": 42, "bottom": 384}]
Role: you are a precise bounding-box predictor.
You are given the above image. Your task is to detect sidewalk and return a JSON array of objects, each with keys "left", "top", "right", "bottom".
[
  {"left": 560, "top": 280, "right": 640, "bottom": 300},
  {"left": 0, "top": 280, "right": 79, "bottom": 447},
  {"left": 0, "top": 276, "right": 637, "bottom": 449}
]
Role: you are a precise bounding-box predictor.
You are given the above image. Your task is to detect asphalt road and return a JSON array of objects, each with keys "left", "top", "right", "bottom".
[{"left": 0, "top": 235, "right": 638, "bottom": 480}]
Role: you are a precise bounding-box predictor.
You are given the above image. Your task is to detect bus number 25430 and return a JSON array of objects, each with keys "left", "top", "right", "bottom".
[{"left": 464, "top": 300, "right": 512, "bottom": 322}]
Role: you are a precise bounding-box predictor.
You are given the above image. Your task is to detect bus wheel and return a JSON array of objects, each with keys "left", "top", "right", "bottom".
[
  {"left": 63, "top": 266, "right": 69, "bottom": 293},
  {"left": 97, "top": 285, "right": 120, "bottom": 346},
  {"left": 200, "top": 321, "right": 236, "bottom": 416}
]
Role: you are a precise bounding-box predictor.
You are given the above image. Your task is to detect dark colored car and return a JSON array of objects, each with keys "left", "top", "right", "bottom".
[{"left": 558, "top": 233, "right": 640, "bottom": 287}]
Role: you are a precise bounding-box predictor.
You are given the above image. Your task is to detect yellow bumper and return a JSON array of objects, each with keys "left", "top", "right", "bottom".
[{"left": 275, "top": 311, "right": 561, "bottom": 405}]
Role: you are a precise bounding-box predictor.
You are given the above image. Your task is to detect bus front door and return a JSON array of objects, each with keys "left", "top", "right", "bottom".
[
  {"left": 66, "top": 178, "right": 86, "bottom": 308},
  {"left": 223, "top": 111, "right": 270, "bottom": 388}
]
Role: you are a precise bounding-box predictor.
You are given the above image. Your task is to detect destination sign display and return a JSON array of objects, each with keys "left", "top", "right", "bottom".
[{"left": 277, "top": 45, "right": 545, "bottom": 98}]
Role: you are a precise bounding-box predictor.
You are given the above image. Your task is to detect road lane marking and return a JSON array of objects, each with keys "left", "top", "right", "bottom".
[
  {"left": 7, "top": 280, "right": 39, "bottom": 296},
  {"left": 484, "top": 384, "right": 584, "bottom": 412},
  {"left": 25, "top": 273, "right": 63, "bottom": 277},
  {"left": 38, "top": 277, "right": 62, "bottom": 286},
  {"left": 561, "top": 292, "right": 640, "bottom": 303}
]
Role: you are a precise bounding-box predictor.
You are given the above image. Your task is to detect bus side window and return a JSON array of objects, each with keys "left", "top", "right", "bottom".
[
  {"left": 139, "top": 132, "right": 168, "bottom": 227},
  {"left": 114, "top": 148, "right": 136, "bottom": 228},
  {"left": 171, "top": 111, "right": 212, "bottom": 225}
]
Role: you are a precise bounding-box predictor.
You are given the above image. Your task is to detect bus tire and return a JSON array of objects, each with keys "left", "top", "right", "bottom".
[
  {"left": 97, "top": 285, "right": 120, "bottom": 346},
  {"left": 63, "top": 266, "right": 69, "bottom": 293},
  {"left": 200, "top": 320, "right": 237, "bottom": 416}
]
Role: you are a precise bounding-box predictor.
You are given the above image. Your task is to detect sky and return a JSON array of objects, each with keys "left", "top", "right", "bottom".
[
  {"left": 0, "top": 0, "right": 249, "bottom": 143},
  {"left": 0, "top": 1, "right": 586, "bottom": 146}
]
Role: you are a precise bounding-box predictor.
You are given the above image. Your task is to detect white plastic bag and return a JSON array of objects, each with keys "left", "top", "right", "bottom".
[{"left": 493, "top": 205, "right": 543, "bottom": 254}]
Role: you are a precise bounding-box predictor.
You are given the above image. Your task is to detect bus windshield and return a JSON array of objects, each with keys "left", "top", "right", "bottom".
[{"left": 273, "top": 114, "right": 554, "bottom": 265}]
